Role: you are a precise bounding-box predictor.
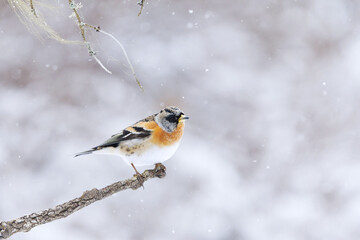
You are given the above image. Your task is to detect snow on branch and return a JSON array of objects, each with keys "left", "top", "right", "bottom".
[{"left": 0, "top": 164, "right": 166, "bottom": 239}]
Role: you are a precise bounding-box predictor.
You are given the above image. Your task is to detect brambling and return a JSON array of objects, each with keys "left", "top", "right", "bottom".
[{"left": 75, "top": 106, "right": 189, "bottom": 175}]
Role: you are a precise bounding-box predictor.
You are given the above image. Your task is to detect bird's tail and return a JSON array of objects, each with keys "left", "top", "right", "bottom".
[{"left": 74, "top": 149, "right": 95, "bottom": 157}]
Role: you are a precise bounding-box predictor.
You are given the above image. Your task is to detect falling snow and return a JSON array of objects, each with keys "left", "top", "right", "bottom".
[{"left": 1, "top": 1, "right": 360, "bottom": 240}]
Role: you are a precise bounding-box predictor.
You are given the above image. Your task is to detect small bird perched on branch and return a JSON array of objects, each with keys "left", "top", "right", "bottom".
[{"left": 75, "top": 106, "right": 189, "bottom": 175}]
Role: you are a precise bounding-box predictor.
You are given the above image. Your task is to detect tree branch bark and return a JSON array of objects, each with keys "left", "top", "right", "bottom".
[{"left": 0, "top": 164, "right": 166, "bottom": 239}]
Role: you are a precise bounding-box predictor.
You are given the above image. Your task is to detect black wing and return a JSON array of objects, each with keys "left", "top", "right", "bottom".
[
  {"left": 74, "top": 117, "right": 155, "bottom": 157},
  {"left": 94, "top": 127, "right": 152, "bottom": 149}
]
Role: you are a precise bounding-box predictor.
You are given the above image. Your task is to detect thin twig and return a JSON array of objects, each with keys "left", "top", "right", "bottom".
[
  {"left": 0, "top": 164, "right": 166, "bottom": 239},
  {"left": 84, "top": 42, "right": 112, "bottom": 74},
  {"left": 92, "top": 54, "right": 112, "bottom": 74},
  {"left": 99, "top": 29, "right": 143, "bottom": 91},
  {"left": 84, "top": 23, "right": 101, "bottom": 32},
  {"left": 68, "top": 1, "right": 112, "bottom": 74},
  {"left": 68, "top": 0, "right": 85, "bottom": 41},
  {"left": 84, "top": 23, "right": 143, "bottom": 90},
  {"left": 29, "top": 0, "right": 37, "bottom": 17},
  {"left": 137, "top": 0, "right": 145, "bottom": 16}
]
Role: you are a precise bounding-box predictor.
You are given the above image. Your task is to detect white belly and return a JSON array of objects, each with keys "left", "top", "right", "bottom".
[
  {"left": 95, "top": 141, "right": 181, "bottom": 167},
  {"left": 126, "top": 142, "right": 180, "bottom": 166}
]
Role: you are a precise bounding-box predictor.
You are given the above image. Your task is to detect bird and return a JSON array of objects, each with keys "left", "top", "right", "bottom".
[{"left": 74, "top": 106, "right": 189, "bottom": 175}]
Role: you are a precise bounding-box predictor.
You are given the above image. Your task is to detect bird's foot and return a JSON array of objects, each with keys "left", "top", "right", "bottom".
[
  {"left": 130, "top": 172, "right": 145, "bottom": 189},
  {"left": 154, "top": 163, "right": 166, "bottom": 178}
]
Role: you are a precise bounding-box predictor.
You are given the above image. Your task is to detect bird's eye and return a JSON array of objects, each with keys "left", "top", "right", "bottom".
[
  {"left": 165, "top": 114, "right": 177, "bottom": 123},
  {"left": 164, "top": 108, "right": 173, "bottom": 113}
]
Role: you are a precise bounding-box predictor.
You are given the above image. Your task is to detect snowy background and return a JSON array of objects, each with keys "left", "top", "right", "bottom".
[{"left": 1, "top": 0, "right": 360, "bottom": 239}]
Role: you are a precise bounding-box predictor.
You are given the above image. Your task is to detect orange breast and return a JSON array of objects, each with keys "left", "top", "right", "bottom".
[{"left": 150, "top": 122, "right": 185, "bottom": 147}]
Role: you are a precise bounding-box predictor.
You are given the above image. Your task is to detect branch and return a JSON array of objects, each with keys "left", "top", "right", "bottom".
[
  {"left": 0, "top": 164, "right": 166, "bottom": 239},
  {"left": 29, "top": 0, "right": 36, "bottom": 17},
  {"left": 68, "top": 0, "right": 112, "bottom": 74},
  {"left": 83, "top": 23, "right": 144, "bottom": 90},
  {"left": 96, "top": 28, "right": 143, "bottom": 91},
  {"left": 137, "top": 0, "right": 146, "bottom": 16}
]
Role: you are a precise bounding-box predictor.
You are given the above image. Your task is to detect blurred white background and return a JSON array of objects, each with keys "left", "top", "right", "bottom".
[{"left": 1, "top": 0, "right": 360, "bottom": 239}]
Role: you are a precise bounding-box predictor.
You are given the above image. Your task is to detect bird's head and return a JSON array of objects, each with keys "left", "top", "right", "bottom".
[{"left": 155, "top": 106, "right": 189, "bottom": 133}]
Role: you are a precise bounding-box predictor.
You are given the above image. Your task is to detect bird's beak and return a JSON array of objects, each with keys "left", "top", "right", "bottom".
[{"left": 179, "top": 115, "right": 190, "bottom": 122}]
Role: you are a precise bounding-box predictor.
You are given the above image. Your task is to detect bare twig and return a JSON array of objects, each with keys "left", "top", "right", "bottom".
[
  {"left": 84, "top": 23, "right": 143, "bottom": 90},
  {"left": 68, "top": 0, "right": 85, "bottom": 41},
  {"left": 68, "top": 0, "right": 112, "bottom": 74},
  {"left": 91, "top": 53, "right": 112, "bottom": 74},
  {"left": 84, "top": 23, "right": 101, "bottom": 32},
  {"left": 0, "top": 164, "right": 166, "bottom": 239},
  {"left": 29, "top": 0, "right": 36, "bottom": 17},
  {"left": 85, "top": 42, "right": 112, "bottom": 74},
  {"left": 137, "top": 0, "right": 146, "bottom": 16},
  {"left": 97, "top": 29, "right": 143, "bottom": 91}
]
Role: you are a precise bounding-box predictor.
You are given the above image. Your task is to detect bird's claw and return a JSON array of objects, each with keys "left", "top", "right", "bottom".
[
  {"left": 154, "top": 163, "right": 166, "bottom": 178},
  {"left": 132, "top": 173, "right": 145, "bottom": 189}
]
